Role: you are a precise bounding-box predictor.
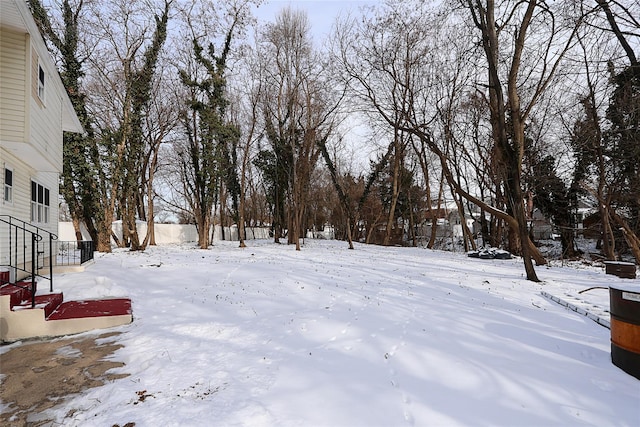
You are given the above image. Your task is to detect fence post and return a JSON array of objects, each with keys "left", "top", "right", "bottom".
[
  {"left": 31, "top": 233, "right": 37, "bottom": 308},
  {"left": 49, "top": 236, "right": 53, "bottom": 292}
]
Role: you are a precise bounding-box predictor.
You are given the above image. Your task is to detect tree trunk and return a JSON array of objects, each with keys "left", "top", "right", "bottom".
[
  {"left": 127, "top": 193, "right": 142, "bottom": 251},
  {"left": 220, "top": 188, "right": 227, "bottom": 242},
  {"left": 345, "top": 215, "right": 354, "bottom": 249},
  {"left": 96, "top": 207, "right": 113, "bottom": 253},
  {"left": 408, "top": 189, "right": 416, "bottom": 247},
  {"left": 145, "top": 190, "right": 156, "bottom": 248},
  {"left": 611, "top": 211, "right": 640, "bottom": 264},
  {"left": 384, "top": 145, "right": 401, "bottom": 246},
  {"left": 600, "top": 204, "right": 616, "bottom": 260},
  {"left": 467, "top": 0, "right": 541, "bottom": 281},
  {"left": 512, "top": 183, "right": 539, "bottom": 281},
  {"left": 291, "top": 175, "right": 302, "bottom": 250},
  {"left": 238, "top": 206, "right": 247, "bottom": 248},
  {"left": 238, "top": 161, "right": 248, "bottom": 248},
  {"left": 197, "top": 215, "right": 210, "bottom": 249},
  {"left": 72, "top": 216, "right": 83, "bottom": 243},
  {"left": 559, "top": 226, "right": 578, "bottom": 259}
]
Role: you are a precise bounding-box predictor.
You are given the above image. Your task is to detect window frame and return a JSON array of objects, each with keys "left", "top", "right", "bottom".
[
  {"left": 30, "top": 180, "right": 50, "bottom": 224},
  {"left": 4, "top": 167, "right": 13, "bottom": 204},
  {"left": 37, "top": 62, "right": 45, "bottom": 102}
]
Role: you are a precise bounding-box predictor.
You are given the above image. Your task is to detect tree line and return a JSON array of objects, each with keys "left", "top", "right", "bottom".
[{"left": 29, "top": 0, "right": 639, "bottom": 281}]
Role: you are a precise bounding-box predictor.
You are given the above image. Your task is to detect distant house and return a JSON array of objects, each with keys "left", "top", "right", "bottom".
[
  {"left": 530, "top": 208, "right": 554, "bottom": 240},
  {"left": 424, "top": 207, "right": 450, "bottom": 225},
  {"left": 1, "top": 0, "right": 83, "bottom": 279},
  {"left": 414, "top": 206, "right": 477, "bottom": 243}
]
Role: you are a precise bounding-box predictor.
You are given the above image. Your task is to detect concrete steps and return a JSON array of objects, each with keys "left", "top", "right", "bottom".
[{"left": 0, "top": 280, "right": 132, "bottom": 342}]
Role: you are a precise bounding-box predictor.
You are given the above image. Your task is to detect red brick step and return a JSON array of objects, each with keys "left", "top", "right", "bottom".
[
  {"left": 47, "top": 298, "right": 132, "bottom": 321},
  {"left": 0, "top": 281, "right": 38, "bottom": 307},
  {"left": 14, "top": 293, "right": 64, "bottom": 318}
]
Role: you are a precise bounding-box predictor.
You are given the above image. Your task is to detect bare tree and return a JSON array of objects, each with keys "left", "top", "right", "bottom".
[
  {"left": 229, "top": 39, "right": 264, "bottom": 248},
  {"left": 172, "top": 0, "right": 257, "bottom": 248},
  {"left": 259, "top": 8, "right": 335, "bottom": 250},
  {"left": 81, "top": 0, "right": 170, "bottom": 251},
  {"left": 463, "top": 0, "right": 585, "bottom": 280},
  {"left": 594, "top": 0, "right": 639, "bottom": 67},
  {"left": 333, "top": 1, "right": 577, "bottom": 279},
  {"left": 332, "top": 4, "right": 436, "bottom": 247},
  {"left": 138, "top": 66, "right": 180, "bottom": 246},
  {"left": 569, "top": 0, "right": 640, "bottom": 262}
]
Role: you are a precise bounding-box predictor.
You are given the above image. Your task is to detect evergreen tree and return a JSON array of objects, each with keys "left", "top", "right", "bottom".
[
  {"left": 178, "top": 24, "right": 240, "bottom": 248},
  {"left": 606, "top": 66, "right": 640, "bottom": 237}
]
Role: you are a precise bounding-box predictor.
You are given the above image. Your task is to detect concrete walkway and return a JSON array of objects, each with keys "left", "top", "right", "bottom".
[{"left": 0, "top": 332, "right": 127, "bottom": 426}]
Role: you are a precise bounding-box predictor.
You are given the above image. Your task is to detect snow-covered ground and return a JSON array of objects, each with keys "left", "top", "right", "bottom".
[{"left": 7, "top": 240, "right": 640, "bottom": 426}]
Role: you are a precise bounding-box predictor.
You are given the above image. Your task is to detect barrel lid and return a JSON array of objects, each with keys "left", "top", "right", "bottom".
[
  {"left": 603, "top": 261, "right": 636, "bottom": 266},
  {"left": 610, "top": 282, "right": 640, "bottom": 293}
]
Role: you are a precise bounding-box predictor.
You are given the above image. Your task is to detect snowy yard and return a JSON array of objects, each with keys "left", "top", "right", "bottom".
[{"left": 10, "top": 240, "right": 640, "bottom": 425}]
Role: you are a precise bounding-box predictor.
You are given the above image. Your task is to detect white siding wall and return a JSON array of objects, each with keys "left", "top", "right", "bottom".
[
  {"left": 1, "top": 28, "right": 64, "bottom": 221},
  {"left": 0, "top": 153, "right": 59, "bottom": 275},
  {"left": 29, "top": 44, "right": 64, "bottom": 173},
  {"left": 0, "top": 28, "right": 27, "bottom": 142},
  {"left": 1, "top": 35, "right": 62, "bottom": 271},
  {"left": 1, "top": 150, "right": 31, "bottom": 220},
  {"left": 1, "top": 2, "right": 73, "bottom": 279},
  {"left": 1, "top": 150, "right": 34, "bottom": 270}
]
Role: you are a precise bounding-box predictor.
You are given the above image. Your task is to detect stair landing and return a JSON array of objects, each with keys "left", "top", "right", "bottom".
[
  {"left": 48, "top": 298, "right": 131, "bottom": 320},
  {"left": 0, "top": 281, "right": 132, "bottom": 343}
]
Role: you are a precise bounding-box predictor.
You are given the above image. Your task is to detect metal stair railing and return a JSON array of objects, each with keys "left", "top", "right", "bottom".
[
  {"left": 0, "top": 215, "right": 58, "bottom": 307},
  {"left": 55, "top": 240, "right": 95, "bottom": 266}
]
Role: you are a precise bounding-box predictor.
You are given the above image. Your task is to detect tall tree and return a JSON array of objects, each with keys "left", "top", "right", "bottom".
[
  {"left": 231, "top": 47, "right": 264, "bottom": 248},
  {"left": 260, "top": 8, "right": 335, "bottom": 250},
  {"left": 138, "top": 68, "right": 179, "bottom": 246},
  {"left": 78, "top": 0, "right": 171, "bottom": 251},
  {"left": 120, "top": 0, "right": 170, "bottom": 251},
  {"left": 604, "top": 66, "right": 640, "bottom": 262},
  {"left": 464, "top": 0, "right": 582, "bottom": 280},
  {"left": 256, "top": 114, "right": 291, "bottom": 243},
  {"left": 27, "top": 0, "right": 105, "bottom": 247},
  {"left": 596, "top": 0, "right": 640, "bottom": 262},
  {"left": 177, "top": 8, "right": 242, "bottom": 249},
  {"left": 333, "top": 1, "right": 574, "bottom": 279},
  {"left": 568, "top": 0, "right": 640, "bottom": 261}
]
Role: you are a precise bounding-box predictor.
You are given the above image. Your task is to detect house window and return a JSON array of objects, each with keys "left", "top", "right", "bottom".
[
  {"left": 37, "top": 64, "right": 45, "bottom": 101},
  {"left": 31, "top": 181, "right": 50, "bottom": 224},
  {"left": 4, "top": 168, "right": 12, "bottom": 203}
]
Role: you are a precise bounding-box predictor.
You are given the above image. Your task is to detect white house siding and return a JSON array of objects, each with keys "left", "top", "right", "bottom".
[
  {"left": 0, "top": 28, "right": 27, "bottom": 143},
  {"left": 0, "top": 34, "right": 66, "bottom": 175},
  {"left": 28, "top": 44, "right": 64, "bottom": 173},
  {"left": 0, "top": 150, "right": 48, "bottom": 273},
  {"left": 0, "top": 162, "right": 59, "bottom": 276},
  {"left": 0, "top": 0, "right": 80, "bottom": 277},
  {"left": 1, "top": 150, "right": 31, "bottom": 219},
  {"left": 0, "top": 27, "right": 28, "bottom": 271}
]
